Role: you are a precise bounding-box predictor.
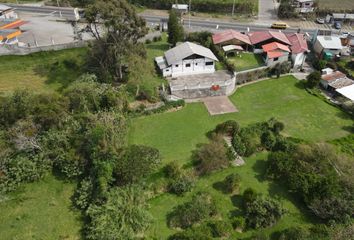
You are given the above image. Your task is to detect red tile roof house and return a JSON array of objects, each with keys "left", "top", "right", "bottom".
[
  {"left": 262, "top": 42, "right": 291, "bottom": 66},
  {"left": 320, "top": 68, "right": 354, "bottom": 92},
  {"left": 212, "top": 29, "right": 252, "bottom": 51},
  {"left": 286, "top": 33, "right": 309, "bottom": 69}
]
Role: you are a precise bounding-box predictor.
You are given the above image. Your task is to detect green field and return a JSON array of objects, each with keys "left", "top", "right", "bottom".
[
  {"left": 228, "top": 52, "right": 265, "bottom": 72},
  {"left": 129, "top": 76, "right": 353, "bottom": 238},
  {"left": 318, "top": 0, "right": 354, "bottom": 10},
  {"left": 0, "top": 48, "right": 87, "bottom": 94},
  {"left": 0, "top": 175, "right": 82, "bottom": 240}
]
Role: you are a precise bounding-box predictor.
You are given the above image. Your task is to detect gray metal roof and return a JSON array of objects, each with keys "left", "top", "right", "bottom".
[
  {"left": 164, "top": 42, "right": 218, "bottom": 65},
  {"left": 0, "top": 4, "right": 12, "bottom": 11},
  {"left": 316, "top": 36, "right": 343, "bottom": 50}
]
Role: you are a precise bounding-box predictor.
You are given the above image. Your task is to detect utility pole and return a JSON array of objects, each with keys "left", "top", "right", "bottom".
[
  {"left": 232, "top": 0, "right": 236, "bottom": 16},
  {"left": 57, "top": 0, "right": 62, "bottom": 18}
]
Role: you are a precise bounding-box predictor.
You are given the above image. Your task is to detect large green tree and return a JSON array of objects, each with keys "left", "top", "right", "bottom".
[
  {"left": 85, "top": 0, "right": 148, "bottom": 83},
  {"left": 168, "top": 9, "right": 184, "bottom": 46}
]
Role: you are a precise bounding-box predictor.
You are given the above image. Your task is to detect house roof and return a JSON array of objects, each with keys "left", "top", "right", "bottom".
[
  {"left": 286, "top": 33, "right": 309, "bottom": 54},
  {"left": 0, "top": 4, "right": 12, "bottom": 11},
  {"left": 212, "top": 30, "right": 251, "bottom": 45},
  {"left": 332, "top": 13, "right": 354, "bottom": 20},
  {"left": 267, "top": 51, "right": 286, "bottom": 59},
  {"left": 172, "top": 4, "right": 188, "bottom": 10},
  {"left": 164, "top": 42, "right": 218, "bottom": 65},
  {"left": 316, "top": 36, "right": 343, "bottom": 50},
  {"left": 222, "top": 44, "right": 244, "bottom": 52},
  {"left": 321, "top": 71, "right": 346, "bottom": 82},
  {"left": 336, "top": 84, "right": 354, "bottom": 101},
  {"left": 262, "top": 42, "right": 291, "bottom": 52},
  {"left": 0, "top": 29, "right": 21, "bottom": 40},
  {"left": 248, "top": 31, "right": 291, "bottom": 45},
  {"left": 0, "top": 19, "right": 27, "bottom": 29},
  {"left": 328, "top": 78, "right": 354, "bottom": 89}
]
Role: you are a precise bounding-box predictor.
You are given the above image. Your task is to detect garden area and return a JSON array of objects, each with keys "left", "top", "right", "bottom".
[
  {"left": 128, "top": 75, "right": 354, "bottom": 239},
  {"left": 227, "top": 52, "right": 265, "bottom": 72}
]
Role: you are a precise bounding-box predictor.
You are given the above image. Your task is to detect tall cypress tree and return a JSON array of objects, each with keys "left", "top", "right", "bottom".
[{"left": 168, "top": 9, "right": 184, "bottom": 47}]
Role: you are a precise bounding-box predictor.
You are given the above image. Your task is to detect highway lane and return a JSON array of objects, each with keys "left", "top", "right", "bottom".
[{"left": 5, "top": 3, "right": 317, "bottom": 35}]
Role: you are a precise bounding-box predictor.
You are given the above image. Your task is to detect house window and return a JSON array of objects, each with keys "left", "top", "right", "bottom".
[
  {"left": 186, "top": 63, "right": 191, "bottom": 67},
  {"left": 175, "top": 64, "right": 179, "bottom": 67},
  {"left": 165, "top": 69, "right": 169, "bottom": 72},
  {"left": 274, "top": 57, "right": 279, "bottom": 61},
  {"left": 205, "top": 62, "right": 214, "bottom": 66}
]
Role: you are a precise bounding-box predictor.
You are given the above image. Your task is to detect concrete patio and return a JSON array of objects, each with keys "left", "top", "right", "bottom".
[{"left": 202, "top": 96, "right": 238, "bottom": 115}]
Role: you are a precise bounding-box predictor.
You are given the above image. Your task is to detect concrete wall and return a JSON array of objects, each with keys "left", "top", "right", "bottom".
[
  {"left": 0, "top": 41, "right": 87, "bottom": 56},
  {"left": 292, "top": 52, "right": 306, "bottom": 69},
  {"left": 171, "top": 76, "right": 235, "bottom": 99},
  {"left": 266, "top": 54, "right": 289, "bottom": 67}
]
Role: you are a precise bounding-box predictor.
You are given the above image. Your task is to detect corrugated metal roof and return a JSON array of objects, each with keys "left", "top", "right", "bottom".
[
  {"left": 0, "top": 4, "right": 12, "bottom": 11},
  {"left": 248, "top": 31, "right": 291, "bottom": 45},
  {"left": 222, "top": 45, "right": 243, "bottom": 52},
  {"left": 316, "top": 36, "right": 343, "bottom": 50},
  {"left": 164, "top": 42, "right": 218, "bottom": 65},
  {"left": 336, "top": 84, "right": 354, "bottom": 101},
  {"left": 286, "top": 33, "right": 309, "bottom": 54},
  {"left": 262, "top": 42, "right": 290, "bottom": 52}
]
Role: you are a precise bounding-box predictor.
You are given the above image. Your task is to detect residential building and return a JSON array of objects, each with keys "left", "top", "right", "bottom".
[
  {"left": 212, "top": 30, "right": 252, "bottom": 50},
  {"left": 248, "top": 31, "right": 291, "bottom": 50},
  {"left": 172, "top": 4, "right": 189, "bottom": 15},
  {"left": 313, "top": 35, "right": 343, "bottom": 59},
  {"left": 155, "top": 42, "right": 218, "bottom": 78},
  {"left": 336, "top": 84, "right": 354, "bottom": 101},
  {"left": 286, "top": 33, "right": 309, "bottom": 69},
  {"left": 320, "top": 68, "right": 354, "bottom": 91},
  {"left": 262, "top": 42, "right": 291, "bottom": 66},
  {"left": 0, "top": 4, "right": 17, "bottom": 19},
  {"left": 331, "top": 13, "right": 354, "bottom": 26},
  {"left": 292, "top": 0, "right": 315, "bottom": 13}
]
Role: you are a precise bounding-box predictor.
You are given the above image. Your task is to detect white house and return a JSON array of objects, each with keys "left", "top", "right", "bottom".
[
  {"left": 292, "top": 0, "right": 315, "bottom": 13},
  {"left": 155, "top": 42, "right": 218, "bottom": 78},
  {"left": 313, "top": 35, "right": 343, "bottom": 59},
  {"left": 172, "top": 4, "right": 189, "bottom": 14},
  {"left": 0, "top": 4, "right": 18, "bottom": 19}
]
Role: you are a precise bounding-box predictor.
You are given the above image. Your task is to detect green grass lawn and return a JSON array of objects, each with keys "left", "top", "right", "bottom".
[
  {"left": 129, "top": 75, "right": 353, "bottom": 239},
  {"left": 0, "top": 174, "right": 82, "bottom": 240},
  {"left": 0, "top": 48, "right": 87, "bottom": 95},
  {"left": 228, "top": 52, "right": 264, "bottom": 72}
]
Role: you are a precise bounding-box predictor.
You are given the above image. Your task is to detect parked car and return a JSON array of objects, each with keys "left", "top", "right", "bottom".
[
  {"left": 316, "top": 18, "right": 325, "bottom": 24},
  {"left": 334, "top": 22, "right": 342, "bottom": 29}
]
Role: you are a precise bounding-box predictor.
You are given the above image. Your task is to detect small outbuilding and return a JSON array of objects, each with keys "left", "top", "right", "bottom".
[
  {"left": 336, "top": 84, "right": 354, "bottom": 101},
  {"left": 262, "top": 42, "right": 291, "bottom": 66},
  {"left": 320, "top": 68, "right": 354, "bottom": 91},
  {"left": 313, "top": 35, "right": 343, "bottom": 59}
]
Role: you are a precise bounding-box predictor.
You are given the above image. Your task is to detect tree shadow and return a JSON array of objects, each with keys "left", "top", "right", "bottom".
[
  {"left": 212, "top": 180, "right": 228, "bottom": 194},
  {"left": 294, "top": 80, "right": 306, "bottom": 90},
  {"left": 146, "top": 43, "right": 170, "bottom": 52},
  {"left": 342, "top": 125, "right": 354, "bottom": 134},
  {"left": 335, "top": 110, "right": 354, "bottom": 121},
  {"left": 252, "top": 159, "right": 267, "bottom": 182}
]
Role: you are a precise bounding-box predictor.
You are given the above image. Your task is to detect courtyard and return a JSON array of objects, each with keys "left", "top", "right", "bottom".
[{"left": 227, "top": 52, "right": 264, "bottom": 72}]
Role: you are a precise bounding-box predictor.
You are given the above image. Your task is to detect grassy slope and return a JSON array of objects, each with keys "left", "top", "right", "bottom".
[
  {"left": 129, "top": 76, "right": 353, "bottom": 239},
  {"left": 229, "top": 53, "right": 264, "bottom": 72},
  {"left": 0, "top": 48, "right": 87, "bottom": 94},
  {"left": 0, "top": 175, "right": 82, "bottom": 240},
  {"left": 129, "top": 76, "right": 353, "bottom": 165}
]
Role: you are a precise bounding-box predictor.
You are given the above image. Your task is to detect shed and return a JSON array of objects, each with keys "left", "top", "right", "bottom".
[{"left": 336, "top": 84, "right": 354, "bottom": 101}]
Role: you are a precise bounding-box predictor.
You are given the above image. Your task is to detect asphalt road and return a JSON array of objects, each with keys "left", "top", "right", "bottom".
[{"left": 6, "top": 4, "right": 317, "bottom": 35}]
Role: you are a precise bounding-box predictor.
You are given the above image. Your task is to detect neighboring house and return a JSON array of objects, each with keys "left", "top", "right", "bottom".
[
  {"left": 248, "top": 31, "right": 291, "bottom": 50},
  {"left": 0, "top": 28, "right": 21, "bottom": 45},
  {"left": 330, "top": 13, "right": 354, "bottom": 26},
  {"left": 0, "top": 4, "right": 17, "bottom": 19},
  {"left": 320, "top": 68, "right": 354, "bottom": 91},
  {"left": 336, "top": 84, "right": 354, "bottom": 101},
  {"left": 313, "top": 35, "right": 343, "bottom": 59},
  {"left": 212, "top": 30, "right": 252, "bottom": 50},
  {"left": 155, "top": 41, "right": 218, "bottom": 78},
  {"left": 0, "top": 19, "right": 26, "bottom": 30},
  {"left": 172, "top": 4, "right": 189, "bottom": 15},
  {"left": 292, "top": 0, "right": 315, "bottom": 13},
  {"left": 286, "top": 33, "right": 309, "bottom": 69},
  {"left": 262, "top": 42, "right": 291, "bottom": 66}
]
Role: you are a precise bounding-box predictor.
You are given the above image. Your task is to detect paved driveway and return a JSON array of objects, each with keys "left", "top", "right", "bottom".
[
  {"left": 203, "top": 96, "right": 238, "bottom": 115},
  {"left": 257, "top": 0, "right": 278, "bottom": 24}
]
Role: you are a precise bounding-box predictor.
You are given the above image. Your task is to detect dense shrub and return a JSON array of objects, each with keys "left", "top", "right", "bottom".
[
  {"left": 167, "top": 192, "right": 217, "bottom": 229},
  {"left": 313, "top": 59, "right": 327, "bottom": 71},
  {"left": 231, "top": 216, "right": 246, "bottom": 231},
  {"left": 232, "top": 134, "right": 246, "bottom": 156},
  {"left": 215, "top": 120, "right": 240, "bottom": 136},
  {"left": 73, "top": 178, "right": 94, "bottom": 210},
  {"left": 168, "top": 174, "right": 194, "bottom": 196},
  {"left": 114, "top": 145, "right": 161, "bottom": 185},
  {"left": 164, "top": 161, "right": 182, "bottom": 178},
  {"left": 243, "top": 193, "right": 285, "bottom": 229},
  {"left": 306, "top": 71, "right": 321, "bottom": 89},
  {"left": 224, "top": 173, "right": 241, "bottom": 193},
  {"left": 193, "top": 135, "right": 230, "bottom": 175},
  {"left": 168, "top": 224, "right": 213, "bottom": 240},
  {"left": 261, "top": 130, "right": 276, "bottom": 150}
]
